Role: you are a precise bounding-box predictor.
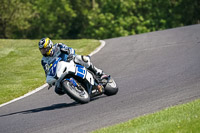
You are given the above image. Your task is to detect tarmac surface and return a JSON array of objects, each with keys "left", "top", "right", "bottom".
[{"left": 0, "top": 24, "right": 200, "bottom": 133}]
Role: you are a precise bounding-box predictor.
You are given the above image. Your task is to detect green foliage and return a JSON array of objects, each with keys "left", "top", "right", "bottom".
[
  {"left": 0, "top": 0, "right": 33, "bottom": 38},
  {"left": 27, "top": 0, "right": 77, "bottom": 39},
  {"left": 0, "top": 0, "right": 200, "bottom": 39}
]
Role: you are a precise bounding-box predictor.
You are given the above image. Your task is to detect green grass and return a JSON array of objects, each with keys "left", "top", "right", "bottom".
[
  {"left": 92, "top": 99, "right": 200, "bottom": 133},
  {"left": 0, "top": 39, "right": 100, "bottom": 104}
]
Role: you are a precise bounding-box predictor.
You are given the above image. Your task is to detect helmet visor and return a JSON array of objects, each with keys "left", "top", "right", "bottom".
[{"left": 40, "top": 48, "right": 50, "bottom": 55}]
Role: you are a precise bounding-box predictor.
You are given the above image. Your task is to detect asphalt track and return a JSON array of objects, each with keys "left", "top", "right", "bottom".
[{"left": 1, "top": 25, "right": 200, "bottom": 133}]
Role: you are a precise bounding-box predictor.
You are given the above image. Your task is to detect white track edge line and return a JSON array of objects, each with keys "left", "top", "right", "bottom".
[
  {"left": 0, "top": 40, "right": 106, "bottom": 108},
  {"left": 89, "top": 40, "right": 105, "bottom": 56},
  {"left": 0, "top": 84, "right": 48, "bottom": 108}
]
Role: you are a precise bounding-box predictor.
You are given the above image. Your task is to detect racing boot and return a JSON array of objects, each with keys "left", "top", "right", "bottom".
[{"left": 87, "top": 63, "right": 104, "bottom": 77}]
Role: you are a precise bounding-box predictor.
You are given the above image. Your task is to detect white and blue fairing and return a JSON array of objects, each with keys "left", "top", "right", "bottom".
[{"left": 46, "top": 57, "right": 94, "bottom": 86}]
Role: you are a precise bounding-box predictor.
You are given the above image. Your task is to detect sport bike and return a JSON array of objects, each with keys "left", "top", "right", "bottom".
[{"left": 47, "top": 57, "right": 118, "bottom": 104}]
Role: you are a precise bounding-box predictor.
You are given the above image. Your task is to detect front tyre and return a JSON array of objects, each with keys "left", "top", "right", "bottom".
[{"left": 62, "top": 80, "right": 90, "bottom": 104}]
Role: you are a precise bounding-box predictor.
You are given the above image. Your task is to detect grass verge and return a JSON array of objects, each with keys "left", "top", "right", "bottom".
[
  {"left": 0, "top": 39, "right": 100, "bottom": 104},
  {"left": 92, "top": 99, "right": 200, "bottom": 133}
]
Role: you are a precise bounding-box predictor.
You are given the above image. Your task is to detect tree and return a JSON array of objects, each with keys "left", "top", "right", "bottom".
[
  {"left": 26, "top": 0, "right": 77, "bottom": 39},
  {"left": 0, "top": 0, "right": 33, "bottom": 38},
  {"left": 0, "top": 0, "right": 199, "bottom": 39}
]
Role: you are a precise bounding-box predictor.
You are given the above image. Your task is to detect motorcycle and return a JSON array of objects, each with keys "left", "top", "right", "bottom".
[{"left": 46, "top": 57, "right": 118, "bottom": 104}]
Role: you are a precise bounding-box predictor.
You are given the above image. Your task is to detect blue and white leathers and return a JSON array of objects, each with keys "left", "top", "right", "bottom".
[
  {"left": 41, "top": 43, "right": 91, "bottom": 76},
  {"left": 41, "top": 43, "right": 75, "bottom": 74}
]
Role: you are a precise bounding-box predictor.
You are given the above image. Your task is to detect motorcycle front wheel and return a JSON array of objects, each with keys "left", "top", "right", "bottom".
[{"left": 62, "top": 80, "right": 90, "bottom": 104}]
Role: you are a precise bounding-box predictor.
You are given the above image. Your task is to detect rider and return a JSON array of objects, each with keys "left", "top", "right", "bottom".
[{"left": 38, "top": 37, "right": 104, "bottom": 95}]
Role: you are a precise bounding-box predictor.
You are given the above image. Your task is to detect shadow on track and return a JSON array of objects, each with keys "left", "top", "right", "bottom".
[
  {"left": 0, "top": 95, "right": 108, "bottom": 118},
  {"left": 0, "top": 102, "right": 78, "bottom": 117}
]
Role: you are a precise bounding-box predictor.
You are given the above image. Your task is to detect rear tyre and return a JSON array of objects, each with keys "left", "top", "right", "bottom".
[
  {"left": 62, "top": 80, "right": 90, "bottom": 104},
  {"left": 103, "top": 77, "right": 118, "bottom": 96}
]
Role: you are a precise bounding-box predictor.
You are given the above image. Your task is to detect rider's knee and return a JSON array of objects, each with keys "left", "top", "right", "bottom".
[
  {"left": 74, "top": 55, "right": 91, "bottom": 68},
  {"left": 81, "top": 55, "right": 90, "bottom": 63}
]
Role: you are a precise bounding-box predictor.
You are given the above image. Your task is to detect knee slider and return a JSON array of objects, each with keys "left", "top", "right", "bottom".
[{"left": 82, "top": 56, "right": 90, "bottom": 63}]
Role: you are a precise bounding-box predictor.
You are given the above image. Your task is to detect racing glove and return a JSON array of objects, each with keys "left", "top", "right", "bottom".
[
  {"left": 67, "top": 54, "right": 74, "bottom": 62},
  {"left": 60, "top": 47, "right": 70, "bottom": 55}
]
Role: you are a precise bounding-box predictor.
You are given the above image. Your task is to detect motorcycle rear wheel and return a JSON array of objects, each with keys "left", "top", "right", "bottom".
[
  {"left": 103, "top": 77, "right": 118, "bottom": 96},
  {"left": 62, "top": 80, "right": 90, "bottom": 104}
]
